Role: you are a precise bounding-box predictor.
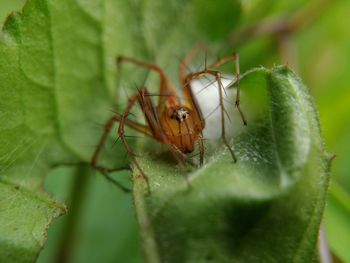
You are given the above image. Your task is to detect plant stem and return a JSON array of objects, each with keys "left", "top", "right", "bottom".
[
  {"left": 55, "top": 165, "right": 91, "bottom": 263},
  {"left": 132, "top": 173, "right": 160, "bottom": 263},
  {"left": 226, "top": 0, "right": 337, "bottom": 49}
]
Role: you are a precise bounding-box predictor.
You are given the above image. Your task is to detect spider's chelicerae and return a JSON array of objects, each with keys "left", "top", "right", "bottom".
[{"left": 91, "top": 48, "right": 247, "bottom": 193}]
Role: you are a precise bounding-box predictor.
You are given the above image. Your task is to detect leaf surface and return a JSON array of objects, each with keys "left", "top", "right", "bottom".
[
  {"left": 0, "top": 0, "right": 243, "bottom": 261},
  {"left": 0, "top": 0, "right": 331, "bottom": 262},
  {"left": 133, "top": 67, "right": 330, "bottom": 263}
]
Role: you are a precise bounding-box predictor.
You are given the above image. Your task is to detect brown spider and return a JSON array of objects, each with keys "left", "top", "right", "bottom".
[{"left": 90, "top": 48, "right": 247, "bottom": 193}]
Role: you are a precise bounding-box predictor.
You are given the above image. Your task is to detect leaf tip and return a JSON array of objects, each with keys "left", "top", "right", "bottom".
[{"left": 1, "top": 11, "right": 21, "bottom": 40}]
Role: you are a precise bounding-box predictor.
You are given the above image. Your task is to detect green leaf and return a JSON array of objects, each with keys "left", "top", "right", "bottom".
[
  {"left": 0, "top": 0, "right": 331, "bottom": 262},
  {"left": 324, "top": 182, "right": 350, "bottom": 263},
  {"left": 0, "top": 0, "right": 26, "bottom": 24},
  {"left": 192, "top": 0, "right": 242, "bottom": 41},
  {"left": 0, "top": 180, "right": 65, "bottom": 262},
  {"left": 293, "top": 1, "right": 350, "bottom": 259},
  {"left": 133, "top": 66, "right": 330, "bottom": 262},
  {"left": 0, "top": 0, "right": 244, "bottom": 261},
  {"left": 0, "top": 0, "right": 133, "bottom": 261}
]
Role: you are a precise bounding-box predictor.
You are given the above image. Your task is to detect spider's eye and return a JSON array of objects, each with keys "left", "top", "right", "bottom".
[{"left": 172, "top": 108, "right": 189, "bottom": 122}]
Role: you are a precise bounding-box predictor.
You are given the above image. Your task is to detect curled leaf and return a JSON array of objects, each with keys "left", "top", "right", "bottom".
[{"left": 133, "top": 66, "right": 330, "bottom": 263}]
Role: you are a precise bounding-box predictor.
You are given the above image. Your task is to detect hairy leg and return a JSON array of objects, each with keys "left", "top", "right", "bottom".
[
  {"left": 207, "top": 52, "right": 247, "bottom": 126},
  {"left": 117, "top": 56, "right": 178, "bottom": 111},
  {"left": 185, "top": 69, "right": 237, "bottom": 162}
]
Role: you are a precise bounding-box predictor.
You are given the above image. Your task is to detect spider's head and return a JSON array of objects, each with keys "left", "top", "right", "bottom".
[{"left": 171, "top": 107, "right": 189, "bottom": 123}]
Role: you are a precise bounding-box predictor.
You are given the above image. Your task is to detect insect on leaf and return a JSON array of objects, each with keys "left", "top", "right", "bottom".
[{"left": 133, "top": 66, "right": 331, "bottom": 263}]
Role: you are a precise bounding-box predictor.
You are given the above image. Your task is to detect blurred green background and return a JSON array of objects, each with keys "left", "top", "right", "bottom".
[{"left": 1, "top": 0, "right": 349, "bottom": 262}]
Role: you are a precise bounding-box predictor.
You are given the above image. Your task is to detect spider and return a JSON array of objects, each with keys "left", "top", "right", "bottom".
[{"left": 90, "top": 48, "right": 247, "bottom": 193}]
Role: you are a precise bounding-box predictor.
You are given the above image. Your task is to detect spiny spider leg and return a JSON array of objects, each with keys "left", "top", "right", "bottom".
[
  {"left": 90, "top": 105, "right": 153, "bottom": 194},
  {"left": 117, "top": 56, "right": 178, "bottom": 114},
  {"left": 179, "top": 47, "right": 246, "bottom": 163},
  {"left": 184, "top": 69, "right": 237, "bottom": 162},
  {"left": 90, "top": 115, "right": 152, "bottom": 169},
  {"left": 180, "top": 48, "right": 247, "bottom": 126},
  {"left": 207, "top": 52, "right": 247, "bottom": 126},
  {"left": 117, "top": 56, "right": 198, "bottom": 167},
  {"left": 92, "top": 50, "right": 246, "bottom": 194},
  {"left": 52, "top": 161, "right": 131, "bottom": 192},
  {"left": 197, "top": 133, "right": 205, "bottom": 166},
  {"left": 117, "top": 91, "right": 151, "bottom": 194}
]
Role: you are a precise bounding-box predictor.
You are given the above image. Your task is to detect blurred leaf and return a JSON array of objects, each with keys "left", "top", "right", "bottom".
[
  {"left": 293, "top": 1, "right": 350, "bottom": 260},
  {"left": 0, "top": 0, "right": 245, "bottom": 262},
  {"left": 0, "top": 180, "right": 65, "bottom": 262},
  {"left": 134, "top": 66, "right": 330, "bottom": 262},
  {"left": 192, "top": 0, "right": 242, "bottom": 41},
  {"left": 0, "top": 0, "right": 26, "bottom": 24},
  {"left": 324, "top": 182, "right": 350, "bottom": 263},
  {"left": 37, "top": 168, "right": 142, "bottom": 263},
  {"left": 1, "top": 0, "right": 340, "bottom": 262},
  {"left": 0, "top": 0, "right": 141, "bottom": 261}
]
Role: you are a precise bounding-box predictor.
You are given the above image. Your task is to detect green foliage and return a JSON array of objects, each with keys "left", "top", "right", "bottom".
[
  {"left": 293, "top": 1, "right": 350, "bottom": 262},
  {"left": 0, "top": 181, "right": 64, "bottom": 262},
  {"left": 0, "top": 0, "right": 138, "bottom": 261},
  {"left": 1, "top": 0, "right": 346, "bottom": 262},
  {"left": 192, "top": 0, "right": 241, "bottom": 40},
  {"left": 0, "top": 0, "right": 26, "bottom": 24},
  {"left": 133, "top": 67, "right": 330, "bottom": 262}
]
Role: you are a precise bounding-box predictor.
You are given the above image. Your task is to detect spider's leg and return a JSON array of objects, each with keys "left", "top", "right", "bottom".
[
  {"left": 117, "top": 56, "right": 179, "bottom": 110},
  {"left": 207, "top": 52, "right": 247, "bottom": 126},
  {"left": 184, "top": 70, "right": 237, "bottom": 162},
  {"left": 137, "top": 88, "right": 196, "bottom": 166},
  {"left": 197, "top": 133, "right": 205, "bottom": 166},
  {"left": 118, "top": 90, "right": 152, "bottom": 194},
  {"left": 167, "top": 143, "right": 193, "bottom": 189},
  {"left": 91, "top": 106, "right": 153, "bottom": 193},
  {"left": 91, "top": 115, "right": 121, "bottom": 169},
  {"left": 52, "top": 161, "right": 131, "bottom": 193},
  {"left": 167, "top": 143, "right": 196, "bottom": 167},
  {"left": 90, "top": 115, "right": 152, "bottom": 169},
  {"left": 99, "top": 170, "right": 132, "bottom": 193},
  {"left": 179, "top": 42, "right": 207, "bottom": 85},
  {"left": 212, "top": 71, "right": 237, "bottom": 162}
]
